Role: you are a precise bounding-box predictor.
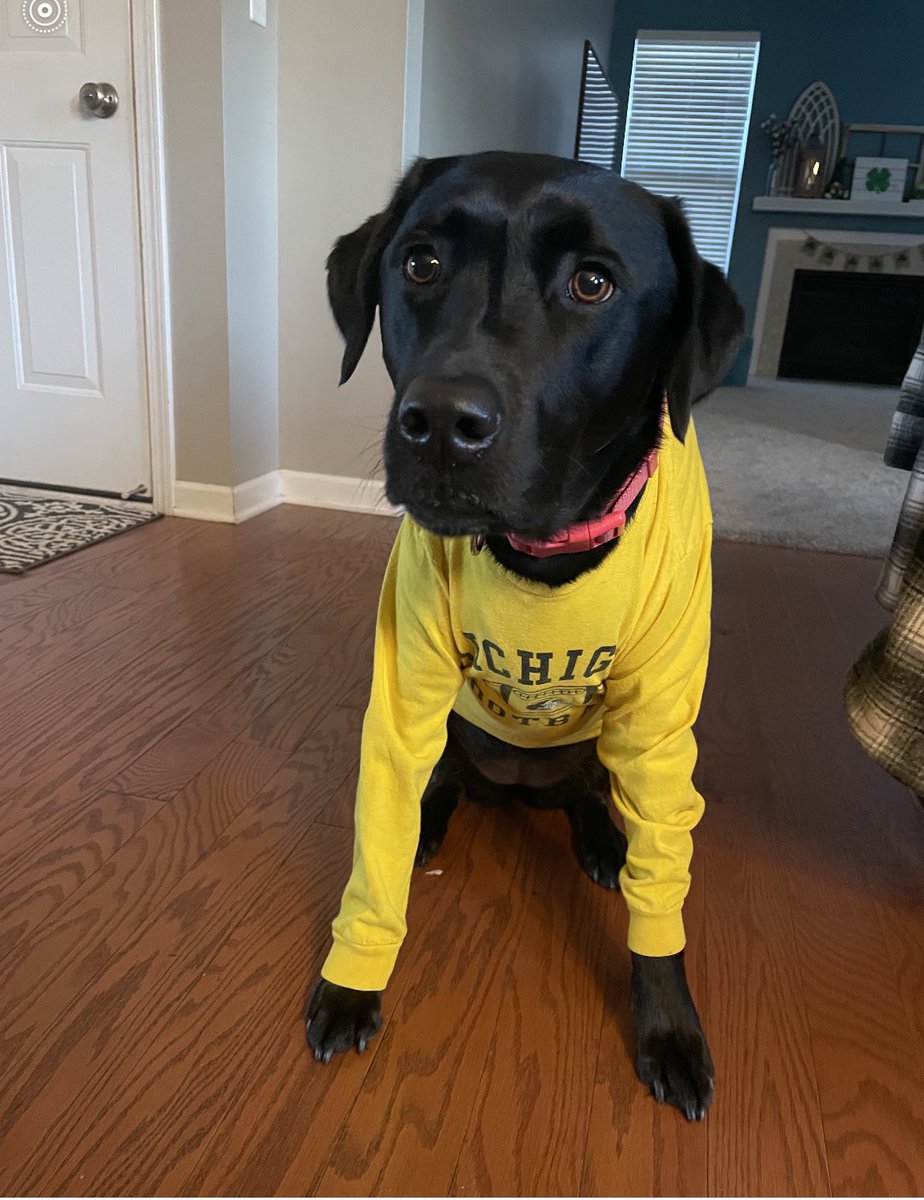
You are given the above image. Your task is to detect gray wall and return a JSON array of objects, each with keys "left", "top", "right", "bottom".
[
  {"left": 276, "top": 0, "right": 409, "bottom": 480},
  {"left": 417, "top": 0, "right": 615, "bottom": 159},
  {"left": 160, "top": 0, "right": 278, "bottom": 489},
  {"left": 162, "top": 0, "right": 405, "bottom": 488},
  {"left": 222, "top": 0, "right": 279, "bottom": 486},
  {"left": 160, "top": 0, "right": 232, "bottom": 487}
]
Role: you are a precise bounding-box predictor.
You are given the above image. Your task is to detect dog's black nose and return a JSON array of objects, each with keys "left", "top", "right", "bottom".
[{"left": 398, "top": 377, "right": 501, "bottom": 464}]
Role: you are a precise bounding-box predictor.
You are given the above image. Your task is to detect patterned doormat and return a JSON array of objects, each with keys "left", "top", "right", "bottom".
[{"left": 0, "top": 486, "right": 160, "bottom": 574}]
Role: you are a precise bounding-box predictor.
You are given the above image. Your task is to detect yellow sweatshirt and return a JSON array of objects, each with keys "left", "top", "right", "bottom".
[{"left": 322, "top": 421, "right": 712, "bottom": 992}]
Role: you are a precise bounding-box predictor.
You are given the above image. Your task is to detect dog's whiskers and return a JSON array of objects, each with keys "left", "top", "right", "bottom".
[{"left": 560, "top": 451, "right": 594, "bottom": 481}]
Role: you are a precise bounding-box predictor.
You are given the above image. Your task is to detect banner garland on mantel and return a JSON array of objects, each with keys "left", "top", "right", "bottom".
[{"left": 799, "top": 233, "right": 924, "bottom": 271}]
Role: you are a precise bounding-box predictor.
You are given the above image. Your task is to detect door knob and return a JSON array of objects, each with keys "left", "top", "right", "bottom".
[{"left": 79, "top": 82, "right": 119, "bottom": 118}]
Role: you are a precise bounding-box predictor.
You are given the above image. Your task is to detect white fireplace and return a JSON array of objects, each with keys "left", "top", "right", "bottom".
[{"left": 749, "top": 227, "right": 924, "bottom": 379}]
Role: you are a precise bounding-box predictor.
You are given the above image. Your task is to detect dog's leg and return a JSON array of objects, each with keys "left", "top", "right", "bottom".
[
  {"left": 565, "top": 794, "right": 627, "bottom": 888},
  {"left": 306, "top": 752, "right": 460, "bottom": 1062},
  {"left": 415, "top": 772, "right": 460, "bottom": 867},
  {"left": 630, "top": 949, "right": 714, "bottom": 1120},
  {"left": 560, "top": 756, "right": 627, "bottom": 889}
]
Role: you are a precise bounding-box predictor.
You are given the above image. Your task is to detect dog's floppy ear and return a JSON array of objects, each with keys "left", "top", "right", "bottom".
[
  {"left": 326, "top": 156, "right": 450, "bottom": 385},
  {"left": 658, "top": 199, "right": 744, "bottom": 441}
]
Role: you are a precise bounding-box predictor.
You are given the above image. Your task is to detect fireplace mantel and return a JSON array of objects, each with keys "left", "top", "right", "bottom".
[{"left": 753, "top": 197, "right": 924, "bottom": 218}]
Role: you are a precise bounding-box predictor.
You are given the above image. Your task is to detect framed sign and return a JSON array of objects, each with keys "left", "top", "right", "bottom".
[{"left": 852, "top": 157, "right": 908, "bottom": 202}]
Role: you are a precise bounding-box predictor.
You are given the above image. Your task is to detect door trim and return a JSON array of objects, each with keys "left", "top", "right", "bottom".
[{"left": 131, "top": 0, "right": 174, "bottom": 513}]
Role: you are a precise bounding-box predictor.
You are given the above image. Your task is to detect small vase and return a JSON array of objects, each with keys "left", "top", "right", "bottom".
[{"left": 766, "top": 157, "right": 781, "bottom": 197}]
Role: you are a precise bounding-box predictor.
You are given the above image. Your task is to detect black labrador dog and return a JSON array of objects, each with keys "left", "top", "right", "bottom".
[{"left": 306, "top": 152, "right": 743, "bottom": 1120}]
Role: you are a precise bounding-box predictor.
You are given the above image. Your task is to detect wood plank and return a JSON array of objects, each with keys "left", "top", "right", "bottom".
[
  {"left": 0, "top": 791, "right": 161, "bottom": 967},
  {"left": 312, "top": 802, "right": 538, "bottom": 1198},
  {"left": 48, "top": 510, "right": 289, "bottom": 592},
  {"left": 197, "top": 627, "right": 324, "bottom": 734},
  {"left": 0, "top": 515, "right": 200, "bottom": 599},
  {"left": 0, "top": 751, "right": 348, "bottom": 1193},
  {"left": 108, "top": 712, "right": 238, "bottom": 800},
  {"left": 0, "top": 569, "right": 221, "bottom": 785},
  {"left": 0, "top": 574, "right": 111, "bottom": 633},
  {"left": 314, "top": 718, "right": 364, "bottom": 830},
  {"left": 701, "top": 552, "right": 831, "bottom": 1196},
  {"left": 0, "top": 577, "right": 207, "bottom": 700},
  {"left": 0, "top": 583, "right": 130, "bottom": 657},
  {"left": 0, "top": 542, "right": 353, "bottom": 862},
  {"left": 801, "top": 552, "right": 924, "bottom": 1051},
  {"left": 0, "top": 743, "right": 290, "bottom": 1077},
  {"left": 239, "top": 560, "right": 385, "bottom": 752},
  {"left": 0, "top": 511, "right": 354, "bottom": 771},
  {"left": 447, "top": 806, "right": 612, "bottom": 1196},
  {"left": 734, "top": 544, "right": 924, "bottom": 1197},
  {"left": 0, "top": 567, "right": 86, "bottom": 607},
  {"left": 183, "top": 802, "right": 485, "bottom": 1197},
  {"left": 579, "top": 824, "right": 708, "bottom": 1197},
  {"left": 41, "top": 822, "right": 355, "bottom": 1195}
]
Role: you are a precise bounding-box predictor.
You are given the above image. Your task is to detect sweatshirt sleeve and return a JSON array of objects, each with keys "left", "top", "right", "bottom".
[
  {"left": 597, "top": 524, "right": 712, "bottom": 958},
  {"left": 322, "top": 518, "right": 463, "bottom": 991}
]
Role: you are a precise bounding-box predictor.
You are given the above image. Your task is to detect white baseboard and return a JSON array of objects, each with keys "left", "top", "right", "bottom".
[
  {"left": 171, "top": 481, "right": 236, "bottom": 523},
  {"left": 171, "top": 470, "right": 399, "bottom": 523},
  {"left": 233, "top": 471, "right": 282, "bottom": 521},
  {"left": 279, "top": 469, "right": 398, "bottom": 517}
]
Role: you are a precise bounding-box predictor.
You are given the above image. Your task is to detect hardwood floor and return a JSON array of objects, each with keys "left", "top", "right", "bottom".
[{"left": 0, "top": 508, "right": 921, "bottom": 1196}]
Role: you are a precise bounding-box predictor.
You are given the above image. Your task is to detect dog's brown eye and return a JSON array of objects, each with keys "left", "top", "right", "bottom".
[
  {"left": 404, "top": 249, "right": 441, "bottom": 285},
  {"left": 569, "top": 265, "right": 615, "bottom": 304}
]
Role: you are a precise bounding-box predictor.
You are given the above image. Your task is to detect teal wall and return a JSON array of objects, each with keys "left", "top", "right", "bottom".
[{"left": 608, "top": 1, "right": 924, "bottom": 381}]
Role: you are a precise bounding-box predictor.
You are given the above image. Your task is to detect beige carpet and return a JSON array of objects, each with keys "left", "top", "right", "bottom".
[{"left": 695, "top": 381, "right": 905, "bottom": 557}]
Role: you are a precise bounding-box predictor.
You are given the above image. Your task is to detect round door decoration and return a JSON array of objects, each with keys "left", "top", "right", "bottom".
[{"left": 22, "top": 0, "right": 67, "bottom": 34}]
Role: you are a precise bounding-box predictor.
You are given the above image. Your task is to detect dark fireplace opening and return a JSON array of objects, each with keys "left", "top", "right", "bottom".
[{"left": 778, "top": 269, "right": 924, "bottom": 386}]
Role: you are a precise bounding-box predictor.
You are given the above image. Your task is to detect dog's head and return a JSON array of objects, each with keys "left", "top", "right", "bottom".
[{"left": 327, "top": 151, "right": 743, "bottom": 538}]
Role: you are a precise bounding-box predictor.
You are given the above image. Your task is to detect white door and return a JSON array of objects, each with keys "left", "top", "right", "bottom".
[{"left": 0, "top": 0, "right": 150, "bottom": 497}]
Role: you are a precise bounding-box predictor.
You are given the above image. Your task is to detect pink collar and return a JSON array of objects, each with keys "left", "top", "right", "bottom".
[{"left": 482, "top": 408, "right": 663, "bottom": 559}]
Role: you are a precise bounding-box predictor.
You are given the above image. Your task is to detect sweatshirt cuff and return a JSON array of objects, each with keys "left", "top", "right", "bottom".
[
  {"left": 321, "top": 935, "right": 401, "bottom": 992},
  {"left": 627, "top": 909, "right": 686, "bottom": 957}
]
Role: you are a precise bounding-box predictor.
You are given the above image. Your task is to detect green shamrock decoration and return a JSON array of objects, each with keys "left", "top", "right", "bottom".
[{"left": 865, "top": 167, "right": 891, "bottom": 193}]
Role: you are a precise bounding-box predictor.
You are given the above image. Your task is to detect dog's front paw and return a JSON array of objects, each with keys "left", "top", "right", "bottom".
[
  {"left": 414, "top": 828, "right": 442, "bottom": 868},
  {"left": 576, "top": 822, "right": 627, "bottom": 888},
  {"left": 304, "top": 977, "right": 382, "bottom": 1062},
  {"left": 415, "top": 782, "right": 458, "bottom": 867},
  {"left": 630, "top": 950, "right": 714, "bottom": 1120},
  {"left": 635, "top": 1026, "right": 714, "bottom": 1121},
  {"left": 569, "top": 802, "right": 627, "bottom": 889}
]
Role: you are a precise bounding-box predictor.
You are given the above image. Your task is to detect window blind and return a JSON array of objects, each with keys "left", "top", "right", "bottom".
[
  {"left": 574, "top": 40, "right": 620, "bottom": 169},
  {"left": 621, "top": 31, "right": 760, "bottom": 272}
]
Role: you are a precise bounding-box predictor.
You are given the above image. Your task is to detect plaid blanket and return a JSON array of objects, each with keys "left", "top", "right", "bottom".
[
  {"left": 878, "top": 339, "right": 924, "bottom": 610},
  {"left": 845, "top": 530, "right": 924, "bottom": 799},
  {"left": 845, "top": 337, "right": 924, "bottom": 800}
]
